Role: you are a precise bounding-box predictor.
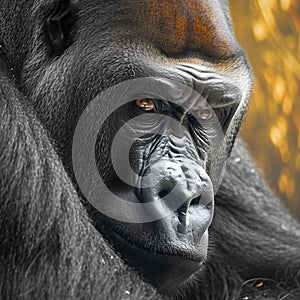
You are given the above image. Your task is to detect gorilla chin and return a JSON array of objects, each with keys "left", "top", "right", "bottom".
[{"left": 107, "top": 228, "right": 209, "bottom": 292}]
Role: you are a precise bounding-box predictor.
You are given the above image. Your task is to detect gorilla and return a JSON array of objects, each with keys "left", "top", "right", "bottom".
[{"left": 0, "top": 0, "right": 300, "bottom": 299}]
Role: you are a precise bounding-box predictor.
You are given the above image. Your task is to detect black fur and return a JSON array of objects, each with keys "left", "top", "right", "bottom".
[
  {"left": 1, "top": 1, "right": 300, "bottom": 299},
  {"left": 0, "top": 72, "right": 160, "bottom": 300}
]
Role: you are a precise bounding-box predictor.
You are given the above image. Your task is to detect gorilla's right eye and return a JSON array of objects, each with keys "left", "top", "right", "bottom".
[
  {"left": 196, "top": 108, "right": 213, "bottom": 121},
  {"left": 135, "top": 98, "right": 155, "bottom": 112},
  {"left": 46, "top": 0, "right": 78, "bottom": 55}
]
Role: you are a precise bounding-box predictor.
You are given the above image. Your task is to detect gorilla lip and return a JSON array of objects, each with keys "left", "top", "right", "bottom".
[
  {"left": 109, "top": 229, "right": 206, "bottom": 263},
  {"left": 109, "top": 230, "right": 205, "bottom": 290}
]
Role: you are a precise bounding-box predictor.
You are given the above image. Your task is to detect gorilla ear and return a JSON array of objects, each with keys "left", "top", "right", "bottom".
[{"left": 46, "top": 0, "right": 78, "bottom": 55}]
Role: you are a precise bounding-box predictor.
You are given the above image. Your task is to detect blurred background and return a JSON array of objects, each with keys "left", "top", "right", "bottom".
[{"left": 229, "top": 0, "right": 300, "bottom": 219}]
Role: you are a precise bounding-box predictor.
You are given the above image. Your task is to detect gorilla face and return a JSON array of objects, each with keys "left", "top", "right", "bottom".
[
  {"left": 15, "top": 0, "right": 253, "bottom": 292},
  {"left": 91, "top": 91, "right": 217, "bottom": 291}
]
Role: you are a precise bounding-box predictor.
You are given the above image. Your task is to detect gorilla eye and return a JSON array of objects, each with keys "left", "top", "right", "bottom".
[
  {"left": 196, "top": 108, "right": 213, "bottom": 120},
  {"left": 46, "top": 0, "right": 78, "bottom": 55},
  {"left": 135, "top": 98, "right": 155, "bottom": 112}
]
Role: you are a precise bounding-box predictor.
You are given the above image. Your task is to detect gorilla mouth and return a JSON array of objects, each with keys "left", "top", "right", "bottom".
[
  {"left": 111, "top": 229, "right": 206, "bottom": 261},
  {"left": 108, "top": 229, "right": 206, "bottom": 291}
]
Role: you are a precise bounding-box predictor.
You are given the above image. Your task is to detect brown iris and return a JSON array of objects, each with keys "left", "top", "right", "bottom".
[
  {"left": 196, "top": 108, "right": 213, "bottom": 120},
  {"left": 135, "top": 98, "right": 155, "bottom": 112}
]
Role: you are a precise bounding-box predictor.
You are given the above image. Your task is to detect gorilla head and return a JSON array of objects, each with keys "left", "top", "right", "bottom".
[{"left": 1, "top": 0, "right": 253, "bottom": 293}]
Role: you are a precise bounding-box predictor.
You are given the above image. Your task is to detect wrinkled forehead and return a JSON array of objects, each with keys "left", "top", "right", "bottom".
[{"left": 131, "top": 0, "right": 239, "bottom": 58}]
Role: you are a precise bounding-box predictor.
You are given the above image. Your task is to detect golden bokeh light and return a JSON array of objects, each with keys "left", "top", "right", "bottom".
[{"left": 230, "top": 0, "right": 300, "bottom": 218}]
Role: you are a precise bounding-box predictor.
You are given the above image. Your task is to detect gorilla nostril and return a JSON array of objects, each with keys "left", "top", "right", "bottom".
[
  {"left": 177, "top": 203, "right": 188, "bottom": 222},
  {"left": 177, "top": 202, "right": 189, "bottom": 234},
  {"left": 191, "top": 197, "right": 201, "bottom": 206},
  {"left": 159, "top": 188, "right": 170, "bottom": 199},
  {"left": 191, "top": 195, "right": 213, "bottom": 209},
  {"left": 158, "top": 179, "right": 175, "bottom": 199}
]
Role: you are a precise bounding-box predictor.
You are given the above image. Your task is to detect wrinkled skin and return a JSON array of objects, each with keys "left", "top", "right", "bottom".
[{"left": 0, "top": 1, "right": 300, "bottom": 299}]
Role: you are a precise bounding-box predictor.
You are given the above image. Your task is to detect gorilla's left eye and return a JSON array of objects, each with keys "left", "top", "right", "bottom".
[
  {"left": 46, "top": 0, "right": 78, "bottom": 55},
  {"left": 135, "top": 98, "right": 155, "bottom": 112},
  {"left": 196, "top": 108, "right": 213, "bottom": 120}
]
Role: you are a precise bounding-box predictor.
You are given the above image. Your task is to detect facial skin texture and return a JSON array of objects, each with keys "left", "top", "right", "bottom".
[{"left": 0, "top": 1, "right": 300, "bottom": 300}]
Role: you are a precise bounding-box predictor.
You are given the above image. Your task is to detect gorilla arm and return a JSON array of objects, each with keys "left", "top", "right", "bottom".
[{"left": 0, "top": 69, "right": 160, "bottom": 300}]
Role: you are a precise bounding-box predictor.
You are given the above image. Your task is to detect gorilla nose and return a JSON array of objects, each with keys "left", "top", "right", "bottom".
[{"left": 140, "top": 160, "right": 212, "bottom": 233}]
